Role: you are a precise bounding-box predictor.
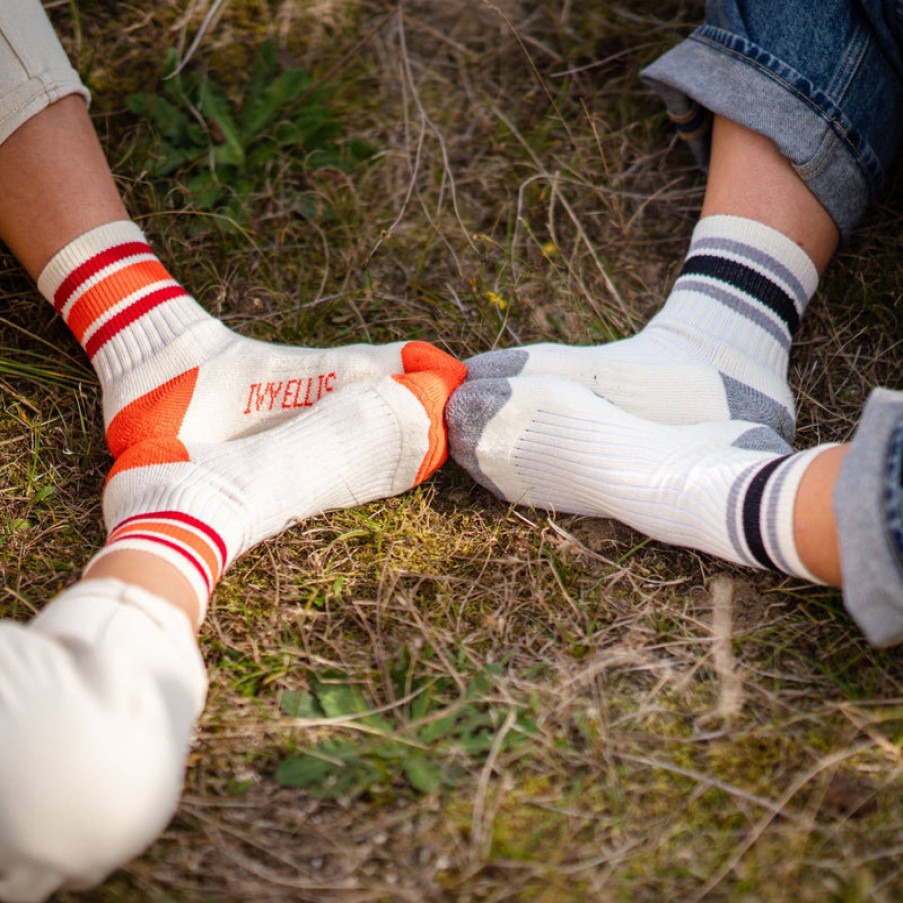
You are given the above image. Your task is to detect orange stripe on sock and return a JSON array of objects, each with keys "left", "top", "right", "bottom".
[
  {"left": 106, "top": 368, "right": 199, "bottom": 458},
  {"left": 106, "top": 531, "right": 213, "bottom": 593},
  {"left": 65, "top": 258, "right": 175, "bottom": 343},
  {"left": 106, "top": 436, "right": 190, "bottom": 482},
  {"left": 109, "top": 519, "right": 222, "bottom": 582}
]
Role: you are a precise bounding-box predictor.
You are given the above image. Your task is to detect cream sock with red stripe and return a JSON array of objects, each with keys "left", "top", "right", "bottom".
[
  {"left": 88, "top": 359, "right": 466, "bottom": 619},
  {"left": 38, "top": 220, "right": 444, "bottom": 456}
]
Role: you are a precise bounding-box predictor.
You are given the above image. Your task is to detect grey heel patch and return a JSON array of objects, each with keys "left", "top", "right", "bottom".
[
  {"left": 731, "top": 425, "right": 792, "bottom": 455},
  {"left": 722, "top": 373, "right": 795, "bottom": 442}
]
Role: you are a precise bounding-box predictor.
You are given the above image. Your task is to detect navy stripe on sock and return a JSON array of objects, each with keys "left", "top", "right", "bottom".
[
  {"left": 742, "top": 456, "right": 790, "bottom": 571},
  {"left": 680, "top": 254, "right": 800, "bottom": 337},
  {"left": 886, "top": 421, "right": 903, "bottom": 571}
]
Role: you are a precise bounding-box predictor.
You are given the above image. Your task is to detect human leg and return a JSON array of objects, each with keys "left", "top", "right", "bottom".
[
  {"left": 0, "top": 358, "right": 464, "bottom": 901},
  {"left": 0, "top": 580, "right": 205, "bottom": 903},
  {"left": 464, "top": 0, "right": 903, "bottom": 441},
  {"left": 0, "top": 2, "right": 456, "bottom": 454},
  {"left": 700, "top": 116, "right": 838, "bottom": 272},
  {"left": 463, "top": 121, "right": 831, "bottom": 442},
  {"left": 449, "top": 380, "right": 903, "bottom": 646},
  {"left": 91, "top": 362, "right": 465, "bottom": 626},
  {"left": 466, "top": 203, "right": 820, "bottom": 442},
  {"left": 447, "top": 375, "right": 834, "bottom": 584},
  {"left": 449, "top": 378, "right": 903, "bottom": 647}
]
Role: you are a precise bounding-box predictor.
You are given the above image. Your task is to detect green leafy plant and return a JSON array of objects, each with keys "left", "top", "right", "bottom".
[
  {"left": 275, "top": 651, "right": 537, "bottom": 798},
  {"left": 126, "top": 41, "right": 375, "bottom": 223}
]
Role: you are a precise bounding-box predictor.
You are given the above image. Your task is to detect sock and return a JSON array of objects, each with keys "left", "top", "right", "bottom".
[
  {"left": 37, "top": 220, "right": 450, "bottom": 454},
  {"left": 464, "top": 216, "right": 818, "bottom": 442},
  {"left": 88, "top": 358, "right": 466, "bottom": 619},
  {"left": 448, "top": 375, "right": 831, "bottom": 581}
]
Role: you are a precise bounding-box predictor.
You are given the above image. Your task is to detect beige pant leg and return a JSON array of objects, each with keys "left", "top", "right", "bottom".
[
  {"left": 0, "top": 580, "right": 207, "bottom": 903},
  {"left": 0, "top": 1, "right": 89, "bottom": 146}
]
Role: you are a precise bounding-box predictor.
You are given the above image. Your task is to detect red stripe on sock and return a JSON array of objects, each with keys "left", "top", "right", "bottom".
[
  {"left": 67, "top": 259, "right": 174, "bottom": 343},
  {"left": 84, "top": 283, "right": 185, "bottom": 359},
  {"left": 110, "top": 519, "right": 223, "bottom": 583},
  {"left": 53, "top": 241, "right": 152, "bottom": 314},
  {"left": 113, "top": 509, "right": 228, "bottom": 568},
  {"left": 108, "top": 531, "right": 213, "bottom": 593}
]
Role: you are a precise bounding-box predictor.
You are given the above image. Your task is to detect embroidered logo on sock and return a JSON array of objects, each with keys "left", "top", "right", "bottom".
[{"left": 242, "top": 372, "right": 336, "bottom": 414}]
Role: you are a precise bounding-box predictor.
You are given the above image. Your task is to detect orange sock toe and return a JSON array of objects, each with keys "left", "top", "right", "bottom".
[
  {"left": 393, "top": 357, "right": 467, "bottom": 484},
  {"left": 401, "top": 341, "right": 468, "bottom": 384}
]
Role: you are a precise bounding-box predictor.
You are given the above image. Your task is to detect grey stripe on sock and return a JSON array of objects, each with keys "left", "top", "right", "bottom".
[
  {"left": 730, "top": 425, "right": 791, "bottom": 455},
  {"left": 726, "top": 461, "right": 762, "bottom": 569},
  {"left": 675, "top": 278, "right": 791, "bottom": 349},
  {"left": 761, "top": 455, "right": 796, "bottom": 576}
]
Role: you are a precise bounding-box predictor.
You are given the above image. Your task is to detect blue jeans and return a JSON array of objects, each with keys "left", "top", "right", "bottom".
[{"left": 642, "top": 0, "right": 903, "bottom": 242}]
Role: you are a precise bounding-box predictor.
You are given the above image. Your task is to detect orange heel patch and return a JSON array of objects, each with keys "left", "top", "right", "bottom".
[
  {"left": 106, "top": 367, "right": 199, "bottom": 458},
  {"left": 106, "top": 436, "right": 190, "bottom": 482}
]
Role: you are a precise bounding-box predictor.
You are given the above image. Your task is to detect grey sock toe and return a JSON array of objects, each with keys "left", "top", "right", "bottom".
[
  {"left": 446, "top": 379, "right": 512, "bottom": 498},
  {"left": 464, "top": 349, "right": 529, "bottom": 380}
]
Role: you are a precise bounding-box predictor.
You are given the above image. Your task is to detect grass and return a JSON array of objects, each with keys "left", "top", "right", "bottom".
[{"left": 2, "top": 0, "right": 903, "bottom": 900}]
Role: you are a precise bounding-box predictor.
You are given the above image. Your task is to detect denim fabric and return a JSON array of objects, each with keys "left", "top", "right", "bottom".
[
  {"left": 834, "top": 388, "right": 903, "bottom": 647},
  {"left": 642, "top": 1, "right": 903, "bottom": 242}
]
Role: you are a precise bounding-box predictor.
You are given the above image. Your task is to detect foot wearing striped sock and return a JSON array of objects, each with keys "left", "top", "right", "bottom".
[
  {"left": 90, "top": 362, "right": 466, "bottom": 619},
  {"left": 465, "top": 216, "right": 817, "bottom": 442},
  {"left": 447, "top": 375, "right": 831, "bottom": 581},
  {"left": 38, "top": 221, "right": 456, "bottom": 455}
]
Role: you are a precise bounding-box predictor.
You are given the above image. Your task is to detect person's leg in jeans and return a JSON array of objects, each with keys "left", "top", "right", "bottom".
[
  {"left": 461, "top": 0, "right": 901, "bottom": 443},
  {"left": 447, "top": 0, "right": 903, "bottom": 646}
]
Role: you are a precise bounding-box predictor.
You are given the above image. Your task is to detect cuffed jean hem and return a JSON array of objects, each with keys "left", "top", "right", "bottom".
[
  {"left": 834, "top": 388, "right": 903, "bottom": 647},
  {"left": 641, "top": 28, "right": 875, "bottom": 244}
]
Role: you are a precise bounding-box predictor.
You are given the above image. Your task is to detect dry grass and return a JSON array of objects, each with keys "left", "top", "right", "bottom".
[{"left": 2, "top": 1, "right": 903, "bottom": 900}]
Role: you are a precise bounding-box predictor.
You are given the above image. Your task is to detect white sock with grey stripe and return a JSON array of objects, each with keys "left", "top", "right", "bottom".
[
  {"left": 465, "top": 215, "right": 817, "bottom": 443},
  {"left": 447, "top": 375, "right": 833, "bottom": 581}
]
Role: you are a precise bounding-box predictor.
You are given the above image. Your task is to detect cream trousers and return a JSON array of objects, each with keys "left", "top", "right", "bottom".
[
  {"left": 0, "top": 581, "right": 207, "bottom": 903},
  {"left": 0, "top": 1, "right": 88, "bottom": 146}
]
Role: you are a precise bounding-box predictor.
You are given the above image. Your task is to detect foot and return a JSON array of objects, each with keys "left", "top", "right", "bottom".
[
  {"left": 447, "top": 374, "right": 822, "bottom": 580},
  {"left": 37, "top": 220, "right": 463, "bottom": 453},
  {"left": 94, "top": 355, "right": 467, "bottom": 614},
  {"left": 464, "top": 215, "right": 818, "bottom": 443}
]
